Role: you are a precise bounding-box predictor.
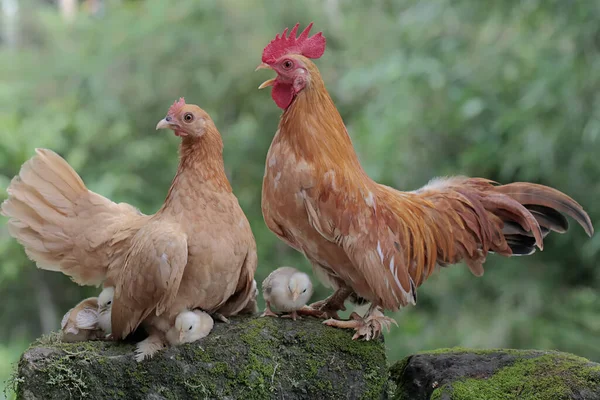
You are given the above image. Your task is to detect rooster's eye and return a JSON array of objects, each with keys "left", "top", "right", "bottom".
[
  {"left": 183, "top": 113, "right": 194, "bottom": 123},
  {"left": 282, "top": 60, "right": 293, "bottom": 70}
]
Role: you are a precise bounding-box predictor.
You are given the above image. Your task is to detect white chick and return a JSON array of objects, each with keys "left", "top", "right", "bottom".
[
  {"left": 134, "top": 309, "right": 214, "bottom": 362},
  {"left": 97, "top": 286, "right": 114, "bottom": 336},
  {"left": 261, "top": 266, "right": 313, "bottom": 321},
  {"left": 61, "top": 297, "right": 102, "bottom": 342},
  {"left": 165, "top": 310, "right": 214, "bottom": 346}
]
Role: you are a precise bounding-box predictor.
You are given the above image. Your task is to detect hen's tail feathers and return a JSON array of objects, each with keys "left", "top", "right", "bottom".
[{"left": 1, "top": 149, "right": 101, "bottom": 284}]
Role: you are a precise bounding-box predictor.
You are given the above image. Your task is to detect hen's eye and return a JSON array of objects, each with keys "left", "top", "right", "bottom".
[
  {"left": 188, "top": 326, "right": 193, "bottom": 330},
  {"left": 183, "top": 113, "right": 194, "bottom": 122},
  {"left": 282, "top": 60, "right": 293, "bottom": 70}
]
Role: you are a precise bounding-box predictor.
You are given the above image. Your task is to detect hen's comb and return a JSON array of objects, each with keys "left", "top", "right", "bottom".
[
  {"left": 168, "top": 97, "right": 186, "bottom": 115},
  {"left": 262, "top": 22, "right": 326, "bottom": 64}
]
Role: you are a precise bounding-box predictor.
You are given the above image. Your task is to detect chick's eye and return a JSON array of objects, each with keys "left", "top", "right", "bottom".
[
  {"left": 107, "top": 301, "right": 111, "bottom": 305},
  {"left": 188, "top": 326, "right": 193, "bottom": 330},
  {"left": 183, "top": 113, "right": 194, "bottom": 123},
  {"left": 302, "top": 289, "right": 307, "bottom": 293},
  {"left": 282, "top": 60, "right": 293, "bottom": 70}
]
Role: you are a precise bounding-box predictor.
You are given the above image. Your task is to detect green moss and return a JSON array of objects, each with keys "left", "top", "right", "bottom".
[
  {"left": 18, "top": 316, "right": 388, "bottom": 399},
  {"left": 416, "top": 347, "right": 532, "bottom": 357},
  {"left": 430, "top": 352, "right": 600, "bottom": 400},
  {"left": 40, "top": 352, "right": 92, "bottom": 398}
]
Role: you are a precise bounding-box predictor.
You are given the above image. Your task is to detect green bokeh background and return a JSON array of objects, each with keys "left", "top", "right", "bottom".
[{"left": 1, "top": 0, "right": 599, "bottom": 396}]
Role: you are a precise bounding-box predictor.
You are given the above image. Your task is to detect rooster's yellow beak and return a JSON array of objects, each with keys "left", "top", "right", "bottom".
[{"left": 256, "top": 63, "right": 275, "bottom": 89}]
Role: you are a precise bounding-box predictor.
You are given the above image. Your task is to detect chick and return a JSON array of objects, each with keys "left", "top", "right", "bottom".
[
  {"left": 97, "top": 286, "right": 114, "bottom": 336},
  {"left": 261, "top": 267, "right": 313, "bottom": 320},
  {"left": 60, "top": 297, "right": 102, "bottom": 342},
  {"left": 165, "top": 309, "right": 214, "bottom": 346}
]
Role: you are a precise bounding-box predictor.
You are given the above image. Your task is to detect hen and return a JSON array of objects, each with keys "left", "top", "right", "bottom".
[
  {"left": 112, "top": 99, "right": 257, "bottom": 340},
  {"left": 2, "top": 99, "right": 257, "bottom": 345},
  {"left": 257, "top": 23, "right": 594, "bottom": 340}
]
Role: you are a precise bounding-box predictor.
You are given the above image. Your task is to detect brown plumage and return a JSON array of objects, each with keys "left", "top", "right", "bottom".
[
  {"left": 1, "top": 99, "right": 257, "bottom": 345},
  {"left": 1, "top": 148, "right": 147, "bottom": 286},
  {"left": 257, "top": 24, "right": 594, "bottom": 340},
  {"left": 111, "top": 99, "right": 257, "bottom": 342}
]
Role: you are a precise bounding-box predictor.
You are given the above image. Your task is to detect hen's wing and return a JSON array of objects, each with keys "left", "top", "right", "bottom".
[
  {"left": 111, "top": 221, "right": 187, "bottom": 339},
  {"left": 1, "top": 148, "right": 147, "bottom": 285},
  {"left": 214, "top": 245, "right": 258, "bottom": 317},
  {"left": 302, "top": 176, "right": 592, "bottom": 311}
]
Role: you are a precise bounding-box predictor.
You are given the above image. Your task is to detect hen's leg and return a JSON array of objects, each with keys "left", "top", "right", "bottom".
[
  {"left": 323, "top": 304, "right": 398, "bottom": 341},
  {"left": 211, "top": 312, "right": 230, "bottom": 324},
  {"left": 260, "top": 301, "right": 279, "bottom": 318},
  {"left": 298, "top": 287, "right": 352, "bottom": 319},
  {"left": 134, "top": 333, "right": 166, "bottom": 362}
]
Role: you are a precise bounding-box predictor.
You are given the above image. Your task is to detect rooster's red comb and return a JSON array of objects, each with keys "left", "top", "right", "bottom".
[
  {"left": 168, "top": 97, "right": 186, "bottom": 115},
  {"left": 262, "top": 22, "right": 326, "bottom": 64}
]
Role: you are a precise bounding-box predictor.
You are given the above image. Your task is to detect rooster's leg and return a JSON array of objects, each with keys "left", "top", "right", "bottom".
[
  {"left": 298, "top": 287, "right": 352, "bottom": 319},
  {"left": 323, "top": 304, "right": 398, "bottom": 341},
  {"left": 260, "top": 301, "right": 279, "bottom": 318}
]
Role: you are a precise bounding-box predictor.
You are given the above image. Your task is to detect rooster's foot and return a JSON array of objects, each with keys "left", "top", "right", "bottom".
[{"left": 323, "top": 311, "right": 397, "bottom": 341}]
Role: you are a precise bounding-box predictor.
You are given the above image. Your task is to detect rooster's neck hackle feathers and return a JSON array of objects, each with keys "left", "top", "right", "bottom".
[
  {"left": 278, "top": 59, "right": 366, "bottom": 180},
  {"left": 262, "top": 22, "right": 326, "bottom": 64}
]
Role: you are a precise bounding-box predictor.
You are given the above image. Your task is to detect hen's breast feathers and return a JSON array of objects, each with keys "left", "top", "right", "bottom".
[{"left": 298, "top": 173, "right": 593, "bottom": 311}]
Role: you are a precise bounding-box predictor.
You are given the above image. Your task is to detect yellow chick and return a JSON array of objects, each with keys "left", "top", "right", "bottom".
[
  {"left": 60, "top": 297, "right": 102, "bottom": 342},
  {"left": 97, "top": 287, "right": 114, "bottom": 336},
  {"left": 261, "top": 266, "right": 313, "bottom": 320},
  {"left": 166, "top": 310, "right": 214, "bottom": 345}
]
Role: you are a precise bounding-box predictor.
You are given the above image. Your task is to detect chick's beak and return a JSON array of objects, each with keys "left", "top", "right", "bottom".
[
  {"left": 179, "top": 332, "right": 184, "bottom": 342},
  {"left": 256, "top": 62, "right": 275, "bottom": 89},
  {"left": 291, "top": 291, "right": 300, "bottom": 302}
]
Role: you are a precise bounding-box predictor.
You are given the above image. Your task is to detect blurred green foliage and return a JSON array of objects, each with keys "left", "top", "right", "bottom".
[{"left": 1, "top": 0, "right": 599, "bottom": 396}]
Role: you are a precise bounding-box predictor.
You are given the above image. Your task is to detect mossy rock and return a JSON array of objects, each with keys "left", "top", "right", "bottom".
[
  {"left": 390, "top": 347, "right": 600, "bottom": 400},
  {"left": 15, "top": 315, "right": 388, "bottom": 400}
]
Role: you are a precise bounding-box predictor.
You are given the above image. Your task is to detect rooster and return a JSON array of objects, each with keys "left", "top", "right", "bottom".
[
  {"left": 1, "top": 99, "right": 257, "bottom": 345},
  {"left": 256, "top": 23, "right": 594, "bottom": 340}
]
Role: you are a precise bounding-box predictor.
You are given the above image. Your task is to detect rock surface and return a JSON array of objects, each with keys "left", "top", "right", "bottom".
[
  {"left": 15, "top": 316, "right": 388, "bottom": 400},
  {"left": 389, "top": 348, "right": 600, "bottom": 400},
  {"left": 14, "top": 319, "right": 600, "bottom": 400}
]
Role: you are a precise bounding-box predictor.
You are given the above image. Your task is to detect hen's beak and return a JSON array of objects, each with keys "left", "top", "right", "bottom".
[
  {"left": 156, "top": 116, "right": 177, "bottom": 130},
  {"left": 256, "top": 62, "right": 275, "bottom": 89}
]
